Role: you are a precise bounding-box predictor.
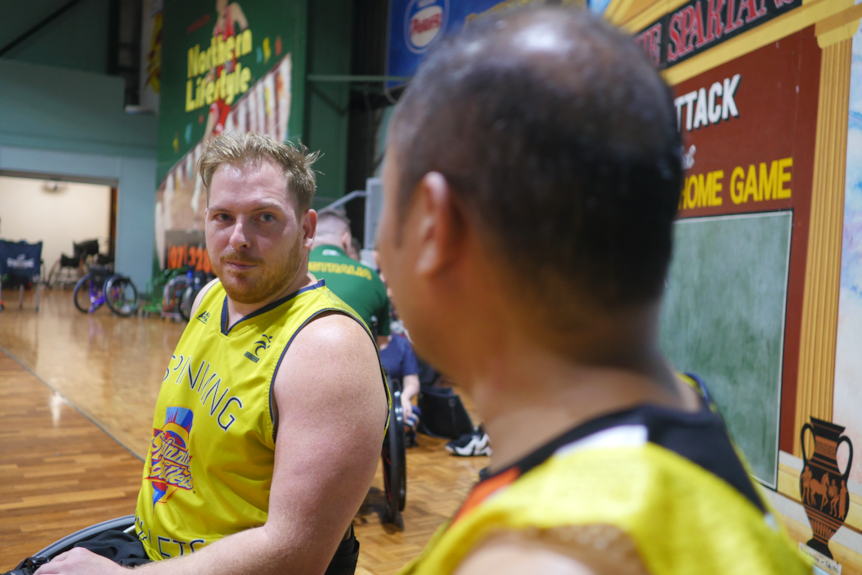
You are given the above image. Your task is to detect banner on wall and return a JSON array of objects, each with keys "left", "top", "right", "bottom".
[
  {"left": 633, "top": 0, "right": 801, "bottom": 70},
  {"left": 386, "top": 0, "right": 582, "bottom": 86},
  {"left": 154, "top": 0, "right": 305, "bottom": 270},
  {"left": 139, "top": 0, "right": 163, "bottom": 113}
]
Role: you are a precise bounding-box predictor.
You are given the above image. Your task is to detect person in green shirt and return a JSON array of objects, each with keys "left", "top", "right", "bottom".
[{"left": 309, "top": 210, "right": 390, "bottom": 340}]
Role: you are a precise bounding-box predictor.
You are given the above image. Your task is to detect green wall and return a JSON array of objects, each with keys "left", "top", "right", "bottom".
[
  {"left": 0, "top": 58, "right": 157, "bottom": 157},
  {"left": 305, "top": 0, "right": 353, "bottom": 206},
  {"left": 0, "top": 58, "right": 158, "bottom": 291},
  {"left": 0, "top": 0, "right": 112, "bottom": 74}
]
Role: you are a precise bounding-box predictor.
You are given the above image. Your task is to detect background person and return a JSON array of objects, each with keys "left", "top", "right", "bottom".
[
  {"left": 309, "top": 210, "right": 390, "bottom": 344},
  {"left": 378, "top": 333, "right": 421, "bottom": 436},
  {"left": 24, "top": 132, "right": 389, "bottom": 575},
  {"left": 377, "top": 7, "right": 810, "bottom": 575},
  {"left": 347, "top": 237, "right": 363, "bottom": 261}
]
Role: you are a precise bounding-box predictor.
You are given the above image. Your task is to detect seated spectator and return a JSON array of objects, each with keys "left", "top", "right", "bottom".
[{"left": 379, "top": 333, "right": 421, "bottom": 437}]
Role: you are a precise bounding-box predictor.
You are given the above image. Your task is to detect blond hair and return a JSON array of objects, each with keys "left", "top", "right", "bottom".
[{"left": 199, "top": 132, "right": 320, "bottom": 211}]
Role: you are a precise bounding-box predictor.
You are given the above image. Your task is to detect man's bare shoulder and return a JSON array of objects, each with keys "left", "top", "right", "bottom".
[
  {"left": 273, "top": 311, "right": 385, "bottom": 415},
  {"left": 189, "top": 277, "right": 221, "bottom": 317},
  {"left": 291, "top": 311, "right": 374, "bottom": 354},
  {"left": 455, "top": 526, "right": 650, "bottom": 575}
]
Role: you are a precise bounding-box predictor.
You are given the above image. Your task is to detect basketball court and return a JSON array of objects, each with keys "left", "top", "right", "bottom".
[{"left": 0, "top": 289, "right": 487, "bottom": 575}]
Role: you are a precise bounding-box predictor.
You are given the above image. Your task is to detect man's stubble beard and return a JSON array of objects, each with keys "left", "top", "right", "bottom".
[{"left": 218, "top": 237, "right": 304, "bottom": 305}]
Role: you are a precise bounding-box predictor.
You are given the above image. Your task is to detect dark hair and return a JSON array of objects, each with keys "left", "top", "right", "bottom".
[{"left": 390, "top": 7, "right": 682, "bottom": 312}]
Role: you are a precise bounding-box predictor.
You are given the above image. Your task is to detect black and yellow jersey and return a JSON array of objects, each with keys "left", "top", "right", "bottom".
[{"left": 399, "top": 376, "right": 810, "bottom": 575}]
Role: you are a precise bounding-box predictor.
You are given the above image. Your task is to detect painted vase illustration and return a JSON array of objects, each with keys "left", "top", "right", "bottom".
[{"left": 799, "top": 417, "right": 853, "bottom": 559}]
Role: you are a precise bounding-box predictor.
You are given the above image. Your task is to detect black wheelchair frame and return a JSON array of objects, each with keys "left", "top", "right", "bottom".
[
  {"left": 9, "top": 516, "right": 135, "bottom": 574},
  {"left": 382, "top": 378, "right": 407, "bottom": 523}
]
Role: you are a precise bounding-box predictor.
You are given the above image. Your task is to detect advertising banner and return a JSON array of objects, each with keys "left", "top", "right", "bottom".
[
  {"left": 154, "top": 0, "right": 306, "bottom": 270},
  {"left": 634, "top": 0, "right": 801, "bottom": 70},
  {"left": 139, "top": 0, "right": 163, "bottom": 113},
  {"left": 386, "top": 0, "right": 581, "bottom": 85}
]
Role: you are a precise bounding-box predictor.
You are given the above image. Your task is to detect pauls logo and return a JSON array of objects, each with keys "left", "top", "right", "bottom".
[
  {"left": 146, "top": 407, "right": 194, "bottom": 508},
  {"left": 404, "top": 0, "right": 448, "bottom": 54}
]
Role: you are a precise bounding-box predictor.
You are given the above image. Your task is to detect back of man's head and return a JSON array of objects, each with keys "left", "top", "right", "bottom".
[
  {"left": 390, "top": 7, "right": 682, "bottom": 328},
  {"left": 314, "top": 209, "right": 352, "bottom": 249}
]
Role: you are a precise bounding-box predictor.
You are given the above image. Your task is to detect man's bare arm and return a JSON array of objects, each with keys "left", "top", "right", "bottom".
[
  {"left": 230, "top": 3, "right": 249, "bottom": 30},
  {"left": 455, "top": 541, "right": 595, "bottom": 575},
  {"left": 37, "top": 313, "right": 387, "bottom": 575},
  {"left": 454, "top": 527, "right": 650, "bottom": 575}
]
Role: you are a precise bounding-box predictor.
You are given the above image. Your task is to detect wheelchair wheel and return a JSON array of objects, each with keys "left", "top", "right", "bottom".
[
  {"left": 105, "top": 275, "right": 139, "bottom": 317},
  {"left": 163, "top": 276, "right": 189, "bottom": 316},
  {"left": 179, "top": 285, "right": 199, "bottom": 321},
  {"left": 382, "top": 389, "right": 407, "bottom": 522},
  {"left": 73, "top": 274, "right": 93, "bottom": 313}
]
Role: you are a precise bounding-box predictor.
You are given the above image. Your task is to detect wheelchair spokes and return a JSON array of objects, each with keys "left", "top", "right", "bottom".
[{"left": 73, "top": 269, "right": 139, "bottom": 317}]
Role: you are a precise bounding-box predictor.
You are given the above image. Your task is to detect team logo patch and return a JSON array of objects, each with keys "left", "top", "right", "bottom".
[
  {"left": 146, "top": 407, "right": 194, "bottom": 508},
  {"left": 196, "top": 310, "right": 210, "bottom": 324},
  {"left": 244, "top": 334, "right": 272, "bottom": 363}
]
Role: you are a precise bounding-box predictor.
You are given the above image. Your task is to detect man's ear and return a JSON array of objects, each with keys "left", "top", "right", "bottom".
[
  {"left": 302, "top": 209, "right": 318, "bottom": 249},
  {"left": 341, "top": 230, "right": 352, "bottom": 253},
  {"left": 414, "top": 172, "right": 464, "bottom": 277}
]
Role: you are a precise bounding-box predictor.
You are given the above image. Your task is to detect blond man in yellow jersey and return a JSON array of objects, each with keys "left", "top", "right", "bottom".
[
  {"left": 36, "top": 133, "right": 389, "bottom": 575},
  {"left": 376, "top": 7, "right": 811, "bottom": 575}
]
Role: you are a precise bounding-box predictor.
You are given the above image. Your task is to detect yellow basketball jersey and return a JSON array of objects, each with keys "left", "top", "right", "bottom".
[
  {"left": 399, "top": 404, "right": 811, "bottom": 575},
  {"left": 134, "top": 279, "right": 388, "bottom": 560}
]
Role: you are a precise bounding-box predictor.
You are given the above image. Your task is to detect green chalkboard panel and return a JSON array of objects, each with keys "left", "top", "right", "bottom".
[{"left": 659, "top": 211, "right": 792, "bottom": 488}]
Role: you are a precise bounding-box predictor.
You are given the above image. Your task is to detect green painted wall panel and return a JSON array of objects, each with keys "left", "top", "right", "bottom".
[
  {"left": 305, "top": 0, "right": 353, "bottom": 203},
  {"left": 0, "top": 0, "right": 111, "bottom": 74},
  {"left": 0, "top": 59, "right": 158, "bottom": 157},
  {"left": 659, "top": 212, "right": 792, "bottom": 488}
]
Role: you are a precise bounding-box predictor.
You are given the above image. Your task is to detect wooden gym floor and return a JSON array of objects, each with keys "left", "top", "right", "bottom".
[{"left": 0, "top": 289, "right": 488, "bottom": 574}]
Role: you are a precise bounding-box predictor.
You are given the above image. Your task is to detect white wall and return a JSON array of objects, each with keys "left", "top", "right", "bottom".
[
  {"left": 0, "top": 147, "right": 157, "bottom": 292},
  {"left": 0, "top": 176, "right": 111, "bottom": 274}
]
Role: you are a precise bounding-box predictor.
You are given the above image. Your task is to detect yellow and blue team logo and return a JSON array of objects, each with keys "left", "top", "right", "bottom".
[{"left": 146, "top": 406, "right": 194, "bottom": 508}]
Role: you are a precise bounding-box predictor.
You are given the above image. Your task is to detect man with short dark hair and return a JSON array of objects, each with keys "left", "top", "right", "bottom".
[
  {"left": 378, "top": 7, "right": 810, "bottom": 575},
  {"left": 309, "top": 210, "right": 390, "bottom": 341}
]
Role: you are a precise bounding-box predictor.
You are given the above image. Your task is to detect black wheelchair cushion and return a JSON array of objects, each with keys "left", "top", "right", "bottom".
[{"left": 60, "top": 254, "right": 79, "bottom": 268}]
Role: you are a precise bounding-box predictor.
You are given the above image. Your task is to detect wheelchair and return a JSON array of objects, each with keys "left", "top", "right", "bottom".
[
  {"left": 8, "top": 515, "right": 358, "bottom": 575},
  {"left": 8, "top": 515, "right": 136, "bottom": 574},
  {"left": 7, "top": 384, "right": 408, "bottom": 572},
  {"left": 382, "top": 377, "right": 407, "bottom": 523},
  {"left": 73, "top": 265, "right": 139, "bottom": 317},
  {"left": 0, "top": 240, "right": 44, "bottom": 311}
]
